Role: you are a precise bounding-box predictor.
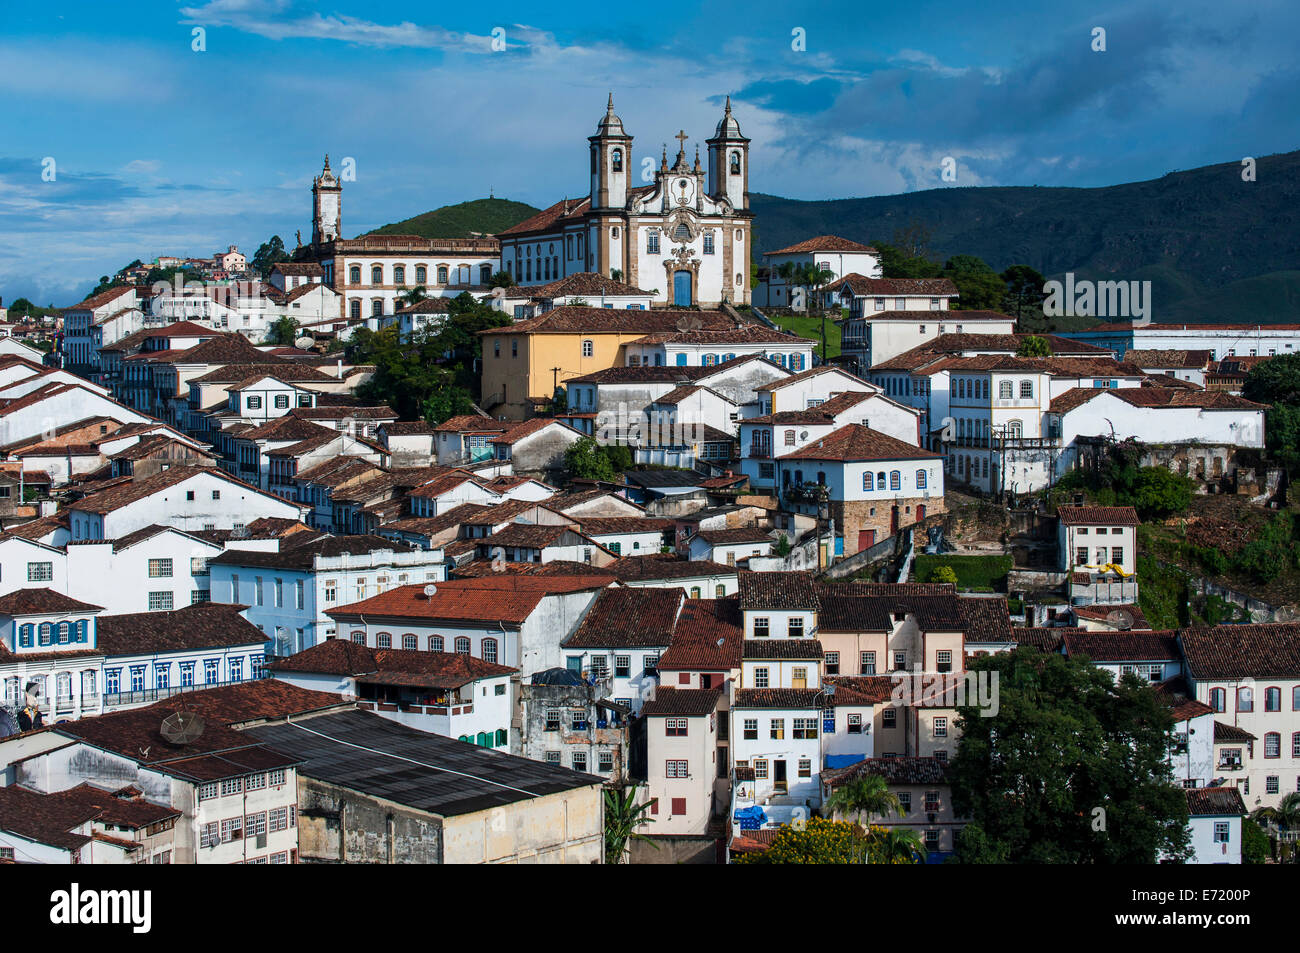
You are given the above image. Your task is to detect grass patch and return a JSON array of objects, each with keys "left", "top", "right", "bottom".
[
  {"left": 914, "top": 554, "right": 1014, "bottom": 591},
  {"left": 765, "top": 311, "right": 841, "bottom": 359}
]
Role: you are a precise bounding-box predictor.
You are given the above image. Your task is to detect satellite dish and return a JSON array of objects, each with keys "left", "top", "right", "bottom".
[
  {"left": 800, "top": 431, "right": 809, "bottom": 440},
  {"left": 293, "top": 335, "right": 314, "bottom": 349},
  {"left": 423, "top": 584, "right": 438, "bottom": 598},
  {"left": 160, "top": 711, "right": 205, "bottom": 746},
  {"left": 1106, "top": 608, "right": 1135, "bottom": 631}
]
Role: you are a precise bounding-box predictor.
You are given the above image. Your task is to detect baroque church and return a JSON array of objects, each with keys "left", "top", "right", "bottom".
[{"left": 496, "top": 96, "right": 754, "bottom": 308}]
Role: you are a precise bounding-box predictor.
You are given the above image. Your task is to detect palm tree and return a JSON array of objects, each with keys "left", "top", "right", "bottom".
[
  {"left": 603, "top": 785, "right": 658, "bottom": 864},
  {"left": 1253, "top": 792, "right": 1300, "bottom": 862},
  {"left": 824, "top": 774, "right": 902, "bottom": 825},
  {"left": 868, "top": 826, "right": 926, "bottom": 864},
  {"left": 397, "top": 284, "right": 428, "bottom": 310}
]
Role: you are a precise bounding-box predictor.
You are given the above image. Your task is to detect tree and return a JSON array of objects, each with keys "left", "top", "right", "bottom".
[
  {"left": 251, "top": 236, "right": 290, "bottom": 276},
  {"left": 603, "top": 785, "right": 656, "bottom": 863},
  {"left": 1001, "top": 264, "right": 1047, "bottom": 329},
  {"left": 928, "top": 565, "right": 959, "bottom": 585},
  {"left": 564, "top": 436, "right": 621, "bottom": 482},
  {"left": 265, "top": 316, "right": 300, "bottom": 347},
  {"left": 1243, "top": 354, "right": 1300, "bottom": 473},
  {"left": 734, "top": 818, "right": 922, "bottom": 864},
  {"left": 949, "top": 648, "right": 1191, "bottom": 863},
  {"left": 397, "top": 285, "right": 428, "bottom": 310},
  {"left": 1241, "top": 819, "right": 1271, "bottom": 864},
  {"left": 1126, "top": 466, "right": 1194, "bottom": 520},
  {"left": 868, "top": 826, "right": 925, "bottom": 864},
  {"left": 1016, "top": 335, "right": 1053, "bottom": 358},
  {"left": 824, "top": 775, "right": 902, "bottom": 827},
  {"left": 488, "top": 270, "right": 516, "bottom": 289},
  {"left": 942, "top": 255, "right": 1005, "bottom": 311}
]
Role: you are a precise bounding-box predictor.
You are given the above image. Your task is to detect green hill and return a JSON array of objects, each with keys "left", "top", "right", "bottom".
[
  {"left": 365, "top": 198, "right": 539, "bottom": 239},
  {"left": 750, "top": 150, "right": 1300, "bottom": 325}
]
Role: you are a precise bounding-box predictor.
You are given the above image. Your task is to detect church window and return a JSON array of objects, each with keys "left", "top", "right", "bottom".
[
  {"left": 611, "top": 149, "right": 623, "bottom": 171},
  {"left": 730, "top": 151, "right": 741, "bottom": 174},
  {"left": 371, "top": 265, "right": 383, "bottom": 284},
  {"left": 437, "top": 266, "right": 449, "bottom": 284},
  {"left": 349, "top": 266, "right": 361, "bottom": 284},
  {"left": 673, "top": 224, "right": 690, "bottom": 242},
  {"left": 416, "top": 265, "right": 427, "bottom": 284},
  {"left": 393, "top": 266, "right": 405, "bottom": 285},
  {"left": 611, "top": 226, "right": 619, "bottom": 239},
  {"left": 736, "top": 273, "right": 743, "bottom": 286},
  {"left": 647, "top": 230, "right": 660, "bottom": 254},
  {"left": 349, "top": 300, "right": 361, "bottom": 320},
  {"left": 703, "top": 232, "right": 714, "bottom": 255},
  {"left": 735, "top": 229, "right": 743, "bottom": 241}
]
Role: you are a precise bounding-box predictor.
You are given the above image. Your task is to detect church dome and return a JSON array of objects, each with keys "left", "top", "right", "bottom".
[
  {"left": 714, "top": 96, "right": 743, "bottom": 138},
  {"left": 594, "top": 93, "right": 626, "bottom": 136}
]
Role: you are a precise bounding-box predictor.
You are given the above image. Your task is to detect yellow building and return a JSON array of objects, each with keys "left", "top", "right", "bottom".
[{"left": 479, "top": 305, "right": 748, "bottom": 419}]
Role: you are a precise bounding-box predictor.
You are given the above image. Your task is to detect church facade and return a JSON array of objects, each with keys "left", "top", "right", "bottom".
[{"left": 497, "top": 96, "right": 754, "bottom": 309}]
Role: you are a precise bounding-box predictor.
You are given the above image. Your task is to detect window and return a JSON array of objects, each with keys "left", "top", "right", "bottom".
[
  {"left": 788, "top": 618, "right": 804, "bottom": 638},
  {"left": 371, "top": 265, "right": 383, "bottom": 284},
  {"left": 936, "top": 650, "right": 952, "bottom": 673},
  {"left": 893, "top": 651, "right": 907, "bottom": 671},
  {"left": 377, "top": 632, "right": 391, "bottom": 649},
  {"left": 792, "top": 718, "right": 817, "bottom": 739},
  {"left": 1266, "top": 687, "right": 1282, "bottom": 712},
  {"left": 614, "top": 654, "right": 631, "bottom": 677},
  {"left": 245, "top": 812, "right": 267, "bottom": 837},
  {"left": 200, "top": 822, "right": 220, "bottom": 848},
  {"left": 863, "top": 471, "right": 874, "bottom": 491},
  {"left": 860, "top": 651, "right": 876, "bottom": 675},
  {"left": 221, "top": 777, "right": 243, "bottom": 797},
  {"left": 889, "top": 470, "right": 901, "bottom": 491},
  {"left": 544, "top": 709, "right": 561, "bottom": 731},
  {"left": 571, "top": 709, "right": 589, "bottom": 731},
  {"left": 1238, "top": 686, "right": 1254, "bottom": 712},
  {"left": 349, "top": 266, "right": 361, "bottom": 284},
  {"left": 1213, "top": 822, "right": 1230, "bottom": 844},
  {"left": 647, "top": 231, "right": 660, "bottom": 254},
  {"left": 148, "top": 591, "right": 174, "bottom": 611},
  {"left": 247, "top": 395, "right": 263, "bottom": 409},
  {"left": 273, "top": 394, "right": 290, "bottom": 409},
  {"left": 934, "top": 717, "right": 948, "bottom": 738},
  {"left": 1019, "top": 380, "right": 1033, "bottom": 399},
  {"left": 1265, "top": 732, "right": 1281, "bottom": 758},
  {"left": 847, "top": 713, "right": 863, "bottom": 734},
  {"left": 824, "top": 651, "right": 840, "bottom": 675},
  {"left": 882, "top": 708, "right": 897, "bottom": 728},
  {"left": 1267, "top": 776, "right": 1280, "bottom": 794},
  {"left": 27, "top": 561, "right": 52, "bottom": 582},
  {"left": 482, "top": 638, "right": 498, "bottom": 664},
  {"left": 667, "top": 718, "right": 688, "bottom": 737},
  {"left": 798, "top": 758, "right": 811, "bottom": 778},
  {"left": 666, "top": 760, "right": 689, "bottom": 778},
  {"left": 455, "top": 637, "right": 471, "bottom": 655},
  {"left": 703, "top": 232, "right": 714, "bottom": 255},
  {"left": 753, "top": 617, "right": 770, "bottom": 638},
  {"left": 753, "top": 759, "right": 768, "bottom": 780},
  {"left": 582, "top": 339, "right": 594, "bottom": 358},
  {"left": 754, "top": 667, "right": 769, "bottom": 688},
  {"left": 572, "top": 752, "right": 588, "bottom": 773},
  {"left": 769, "top": 718, "right": 784, "bottom": 740},
  {"left": 428, "top": 635, "right": 443, "bottom": 652}
]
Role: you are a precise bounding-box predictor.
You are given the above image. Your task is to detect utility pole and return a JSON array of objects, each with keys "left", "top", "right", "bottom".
[{"left": 550, "top": 366, "right": 562, "bottom": 404}]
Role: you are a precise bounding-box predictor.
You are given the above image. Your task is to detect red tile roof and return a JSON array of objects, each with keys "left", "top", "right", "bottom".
[
  {"left": 95, "top": 603, "right": 267, "bottom": 655},
  {"left": 270, "top": 640, "right": 516, "bottom": 688},
  {"left": 0, "top": 588, "right": 102, "bottom": 615},
  {"left": 766, "top": 235, "right": 878, "bottom": 256},
  {"left": 641, "top": 686, "right": 722, "bottom": 717},
  {"left": 777, "top": 424, "right": 939, "bottom": 462},
  {"left": 656, "top": 598, "right": 744, "bottom": 670},
  {"left": 325, "top": 576, "right": 611, "bottom": 625},
  {"left": 1185, "top": 786, "right": 1246, "bottom": 817},
  {"left": 479, "top": 306, "right": 754, "bottom": 337},
  {"left": 564, "top": 587, "right": 683, "bottom": 648},
  {"left": 826, "top": 274, "right": 957, "bottom": 297},
  {"left": 1179, "top": 623, "right": 1300, "bottom": 680},
  {"left": 1056, "top": 505, "right": 1139, "bottom": 526},
  {"left": 1061, "top": 630, "right": 1181, "bottom": 662}
]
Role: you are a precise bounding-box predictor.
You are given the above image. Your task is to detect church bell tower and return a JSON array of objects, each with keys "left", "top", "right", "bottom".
[
  {"left": 589, "top": 94, "right": 632, "bottom": 211},
  {"left": 312, "top": 155, "right": 342, "bottom": 245},
  {"left": 706, "top": 97, "right": 750, "bottom": 210}
]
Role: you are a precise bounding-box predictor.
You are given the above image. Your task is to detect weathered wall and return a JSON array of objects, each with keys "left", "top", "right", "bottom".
[{"left": 295, "top": 778, "right": 445, "bottom": 863}]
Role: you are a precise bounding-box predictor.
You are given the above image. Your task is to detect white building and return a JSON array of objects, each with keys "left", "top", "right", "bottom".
[
  {"left": 1058, "top": 322, "right": 1300, "bottom": 362},
  {"left": 208, "top": 534, "right": 447, "bottom": 654},
  {"left": 841, "top": 309, "right": 1017, "bottom": 372},
  {"left": 755, "top": 235, "right": 883, "bottom": 309}
]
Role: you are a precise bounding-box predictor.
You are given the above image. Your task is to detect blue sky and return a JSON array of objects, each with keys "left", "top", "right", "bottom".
[{"left": 1, "top": 0, "right": 1297, "bottom": 306}]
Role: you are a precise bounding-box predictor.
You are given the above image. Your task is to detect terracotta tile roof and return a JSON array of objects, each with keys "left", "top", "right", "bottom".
[
  {"left": 209, "top": 534, "right": 416, "bottom": 570},
  {"left": 740, "top": 571, "right": 820, "bottom": 610},
  {"left": 1154, "top": 676, "right": 1215, "bottom": 722},
  {"left": 0, "top": 588, "right": 103, "bottom": 616},
  {"left": 860, "top": 308, "right": 1013, "bottom": 325},
  {"left": 271, "top": 262, "right": 324, "bottom": 276},
  {"left": 641, "top": 686, "right": 723, "bottom": 717},
  {"left": 478, "top": 523, "right": 583, "bottom": 549},
  {"left": 1214, "top": 721, "right": 1256, "bottom": 743},
  {"left": 433, "top": 415, "right": 507, "bottom": 434},
  {"left": 629, "top": 325, "right": 814, "bottom": 346},
  {"left": 1124, "top": 349, "right": 1215, "bottom": 368},
  {"left": 270, "top": 640, "right": 515, "bottom": 688},
  {"left": 1050, "top": 386, "right": 1265, "bottom": 413},
  {"left": 95, "top": 603, "right": 267, "bottom": 655},
  {"left": 605, "top": 554, "right": 735, "bottom": 581},
  {"left": 520, "top": 272, "right": 653, "bottom": 299},
  {"left": 766, "top": 235, "right": 878, "bottom": 255},
  {"left": 733, "top": 687, "right": 825, "bottom": 708},
  {"left": 1011, "top": 627, "right": 1073, "bottom": 651},
  {"left": 696, "top": 527, "right": 771, "bottom": 546},
  {"left": 777, "top": 424, "right": 940, "bottom": 462},
  {"left": 742, "top": 639, "right": 824, "bottom": 660},
  {"left": 865, "top": 333, "right": 1110, "bottom": 370},
  {"left": 146, "top": 333, "right": 270, "bottom": 366},
  {"left": 497, "top": 196, "right": 592, "bottom": 236},
  {"left": 490, "top": 417, "right": 581, "bottom": 445},
  {"left": 1071, "top": 603, "right": 1150, "bottom": 629},
  {"left": 1062, "top": 630, "right": 1181, "bottom": 663},
  {"left": 71, "top": 465, "right": 277, "bottom": 515},
  {"left": 815, "top": 584, "right": 968, "bottom": 633},
  {"left": 564, "top": 587, "right": 683, "bottom": 648},
  {"left": 1179, "top": 623, "right": 1300, "bottom": 680},
  {"left": 0, "top": 785, "right": 98, "bottom": 851},
  {"left": 746, "top": 390, "right": 874, "bottom": 425},
  {"left": 823, "top": 756, "right": 950, "bottom": 788},
  {"left": 657, "top": 598, "right": 744, "bottom": 670},
  {"left": 1056, "top": 505, "right": 1139, "bottom": 526},
  {"left": 146, "top": 679, "right": 345, "bottom": 726},
  {"left": 67, "top": 286, "right": 136, "bottom": 312},
  {"left": 1185, "top": 786, "right": 1246, "bottom": 817},
  {"left": 450, "top": 559, "right": 616, "bottom": 579},
  {"left": 395, "top": 297, "right": 453, "bottom": 315},
  {"left": 826, "top": 274, "right": 958, "bottom": 297},
  {"left": 381, "top": 420, "right": 435, "bottom": 435},
  {"left": 577, "top": 516, "right": 673, "bottom": 536},
  {"left": 326, "top": 576, "right": 611, "bottom": 625}
]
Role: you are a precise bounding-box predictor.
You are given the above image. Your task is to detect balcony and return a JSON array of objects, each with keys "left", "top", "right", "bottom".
[
  {"left": 784, "top": 483, "right": 829, "bottom": 505},
  {"left": 747, "top": 445, "right": 772, "bottom": 459}
]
